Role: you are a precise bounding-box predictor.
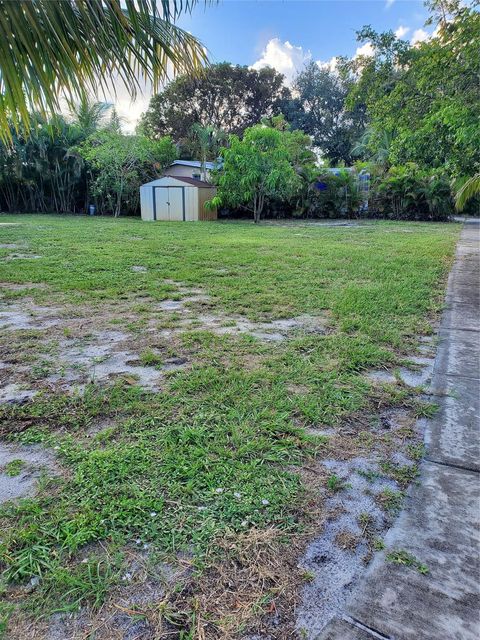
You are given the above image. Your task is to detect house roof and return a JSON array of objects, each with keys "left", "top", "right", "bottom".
[
  {"left": 163, "top": 175, "right": 215, "bottom": 188},
  {"left": 171, "top": 160, "right": 216, "bottom": 170}
]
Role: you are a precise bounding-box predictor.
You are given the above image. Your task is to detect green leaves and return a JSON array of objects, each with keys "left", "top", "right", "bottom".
[
  {"left": 455, "top": 174, "right": 480, "bottom": 212},
  {"left": 0, "top": 1, "right": 208, "bottom": 142},
  {"left": 348, "top": 6, "right": 480, "bottom": 177},
  {"left": 139, "top": 62, "right": 288, "bottom": 143},
  {"left": 77, "top": 129, "right": 177, "bottom": 215},
  {"left": 372, "top": 164, "right": 454, "bottom": 220},
  {"left": 213, "top": 123, "right": 310, "bottom": 222}
]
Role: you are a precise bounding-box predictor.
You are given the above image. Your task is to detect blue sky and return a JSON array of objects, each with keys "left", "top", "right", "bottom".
[
  {"left": 178, "top": 1, "right": 431, "bottom": 75},
  {"left": 115, "top": 1, "right": 434, "bottom": 128}
]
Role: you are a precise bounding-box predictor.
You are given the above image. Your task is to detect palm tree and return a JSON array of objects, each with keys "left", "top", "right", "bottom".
[
  {"left": 68, "top": 96, "right": 112, "bottom": 137},
  {"left": 106, "top": 108, "right": 124, "bottom": 134},
  {"left": 455, "top": 174, "right": 480, "bottom": 212},
  {"left": 0, "top": 1, "right": 208, "bottom": 141},
  {"left": 190, "top": 124, "right": 226, "bottom": 180},
  {"left": 352, "top": 128, "right": 393, "bottom": 167}
]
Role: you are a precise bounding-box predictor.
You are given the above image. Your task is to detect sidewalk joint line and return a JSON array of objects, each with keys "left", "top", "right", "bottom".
[
  {"left": 344, "top": 615, "right": 393, "bottom": 639},
  {"left": 425, "top": 457, "right": 479, "bottom": 475},
  {"left": 431, "top": 370, "right": 480, "bottom": 382},
  {"left": 439, "top": 326, "right": 480, "bottom": 333}
]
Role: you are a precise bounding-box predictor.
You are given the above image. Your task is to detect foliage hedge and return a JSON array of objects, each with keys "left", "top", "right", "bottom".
[{"left": 366, "top": 164, "right": 478, "bottom": 221}]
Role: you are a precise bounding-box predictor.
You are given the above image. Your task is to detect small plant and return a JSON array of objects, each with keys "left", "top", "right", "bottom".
[
  {"left": 0, "top": 602, "right": 14, "bottom": 639},
  {"left": 4, "top": 459, "right": 25, "bottom": 477},
  {"left": 357, "top": 468, "right": 382, "bottom": 483},
  {"left": 31, "top": 555, "right": 120, "bottom": 613},
  {"left": 407, "top": 442, "right": 426, "bottom": 461},
  {"left": 140, "top": 349, "right": 163, "bottom": 367},
  {"left": 373, "top": 538, "right": 385, "bottom": 551},
  {"left": 31, "top": 360, "right": 52, "bottom": 379},
  {"left": 358, "top": 512, "right": 374, "bottom": 536},
  {"left": 387, "top": 549, "right": 429, "bottom": 574},
  {"left": 301, "top": 569, "right": 316, "bottom": 582},
  {"left": 377, "top": 488, "right": 404, "bottom": 514},
  {"left": 380, "top": 461, "right": 419, "bottom": 487},
  {"left": 326, "top": 474, "right": 350, "bottom": 492},
  {"left": 413, "top": 401, "right": 438, "bottom": 419},
  {"left": 11, "top": 427, "right": 50, "bottom": 445}
]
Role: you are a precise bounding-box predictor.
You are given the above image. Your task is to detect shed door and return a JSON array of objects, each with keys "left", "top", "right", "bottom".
[
  {"left": 167, "top": 187, "right": 184, "bottom": 221},
  {"left": 154, "top": 187, "right": 184, "bottom": 220},
  {"left": 154, "top": 188, "right": 169, "bottom": 220}
]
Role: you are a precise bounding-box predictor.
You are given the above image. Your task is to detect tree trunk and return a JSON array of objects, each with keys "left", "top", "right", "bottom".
[
  {"left": 253, "top": 193, "right": 264, "bottom": 223},
  {"left": 202, "top": 150, "right": 207, "bottom": 182}
]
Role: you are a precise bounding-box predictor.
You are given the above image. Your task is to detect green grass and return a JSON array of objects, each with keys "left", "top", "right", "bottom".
[
  {"left": 0, "top": 215, "right": 458, "bottom": 629},
  {"left": 387, "top": 549, "right": 429, "bottom": 574},
  {"left": 377, "top": 488, "right": 405, "bottom": 515},
  {"left": 2, "top": 460, "right": 25, "bottom": 477}
]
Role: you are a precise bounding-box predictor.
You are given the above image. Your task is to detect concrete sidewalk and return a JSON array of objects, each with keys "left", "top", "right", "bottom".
[{"left": 319, "top": 221, "right": 480, "bottom": 640}]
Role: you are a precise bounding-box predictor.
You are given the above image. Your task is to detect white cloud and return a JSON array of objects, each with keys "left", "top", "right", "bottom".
[
  {"left": 317, "top": 56, "right": 340, "bottom": 73},
  {"left": 354, "top": 42, "right": 375, "bottom": 58},
  {"left": 317, "top": 41, "right": 374, "bottom": 77},
  {"left": 113, "top": 95, "right": 151, "bottom": 133},
  {"left": 385, "top": 0, "right": 395, "bottom": 9},
  {"left": 411, "top": 28, "right": 430, "bottom": 44},
  {"left": 395, "top": 25, "right": 410, "bottom": 39},
  {"left": 251, "top": 38, "right": 311, "bottom": 85}
]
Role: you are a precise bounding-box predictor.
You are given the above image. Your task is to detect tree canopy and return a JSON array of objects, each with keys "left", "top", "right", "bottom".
[
  {"left": 140, "top": 63, "right": 290, "bottom": 146},
  {"left": 210, "top": 120, "right": 314, "bottom": 223},
  {"left": 346, "top": 2, "right": 480, "bottom": 176},
  {"left": 77, "top": 131, "right": 177, "bottom": 216},
  {"left": 0, "top": 0, "right": 207, "bottom": 140},
  {"left": 282, "top": 62, "right": 367, "bottom": 165}
]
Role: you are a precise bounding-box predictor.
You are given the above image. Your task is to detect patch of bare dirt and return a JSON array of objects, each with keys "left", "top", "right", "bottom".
[
  {"left": 0, "top": 282, "right": 434, "bottom": 639},
  {"left": 0, "top": 441, "right": 60, "bottom": 504},
  {"left": 0, "top": 283, "right": 328, "bottom": 402}
]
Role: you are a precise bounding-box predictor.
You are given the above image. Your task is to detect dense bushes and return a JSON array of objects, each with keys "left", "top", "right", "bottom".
[
  {"left": 303, "top": 171, "right": 362, "bottom": 219},
  {"left": 77, "top": 132, "right": 177, "bottom": 217},
  {"left": 0, "top": 113, "right": 177, "bottom": 216},
  {"left": 368, "top": 164, "right": 454, "bottom": 221},
  {"left": 0, "top": 115, "right": 85, "bottom": 214}
]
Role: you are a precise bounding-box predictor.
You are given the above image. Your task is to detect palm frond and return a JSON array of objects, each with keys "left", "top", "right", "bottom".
[
  {"left": 455, "top": 174, "right": 480, "bottom": 211},
  {"left": 0, "top": 1, "right": 208, "bottom": 141},
  {"left": 67, "top": 96, "right": 112, "bottom": 135}
]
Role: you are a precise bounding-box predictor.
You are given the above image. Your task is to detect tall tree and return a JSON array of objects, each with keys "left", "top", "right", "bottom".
[
  {"left": 0, "top": 0, "right": 207, "bottom": 140},
  {"left": 77, "top": 131, "right": 177, "bottom": 216},
  {"left": 140, "top": 63, "right": 290, "bottom": 143},
  {"left": 106, "top": 108, "right": 124, "bottom": 134},
  {"left": 189, "top": 124, "right": 227, "bottom": 180},
  {"left": 68, "top": 96, "right": 112, "bottom": 137},
  {"left": 283, "top": 62, "right": 367, "bottom": 165},
  {"left": 210, "top": 122, "right": 314, "bottom": 223},
  {"left": 346, "top": 2, "right": 480, "bottom": 176}
]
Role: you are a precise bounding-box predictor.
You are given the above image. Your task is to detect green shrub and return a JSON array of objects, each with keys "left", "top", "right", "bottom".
[
  {"left": 301, "top": 170, "right": 362, "bottom": 219},
  {"left": 369, "top": 164, "right": 454, "bottom": 221}
]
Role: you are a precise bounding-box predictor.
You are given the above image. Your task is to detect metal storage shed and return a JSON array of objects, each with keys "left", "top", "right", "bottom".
[{"left": 140, "top": 176, "right": 217, "bottom": 222}]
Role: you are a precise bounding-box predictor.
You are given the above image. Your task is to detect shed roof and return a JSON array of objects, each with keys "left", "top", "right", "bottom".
[
  {"left": 171, "top": 160, "right": 216, "bottom": 170},
  {"left": 164, "top": 175, "right": 215, "bottom": 188}
]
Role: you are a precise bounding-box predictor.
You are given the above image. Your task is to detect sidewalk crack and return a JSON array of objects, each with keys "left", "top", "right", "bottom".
[{"left": 343, "top": 615, "right": 393, "bottom": 639}]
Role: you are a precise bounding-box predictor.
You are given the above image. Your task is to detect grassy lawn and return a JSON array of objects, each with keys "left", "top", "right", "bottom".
[{"left": 0, "top": 215, "right": 458, "bottom": 638}]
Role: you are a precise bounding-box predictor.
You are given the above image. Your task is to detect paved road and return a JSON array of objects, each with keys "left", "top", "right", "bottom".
[{"left": 319, "top": 221, "right": 480, "bottom": 640}]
